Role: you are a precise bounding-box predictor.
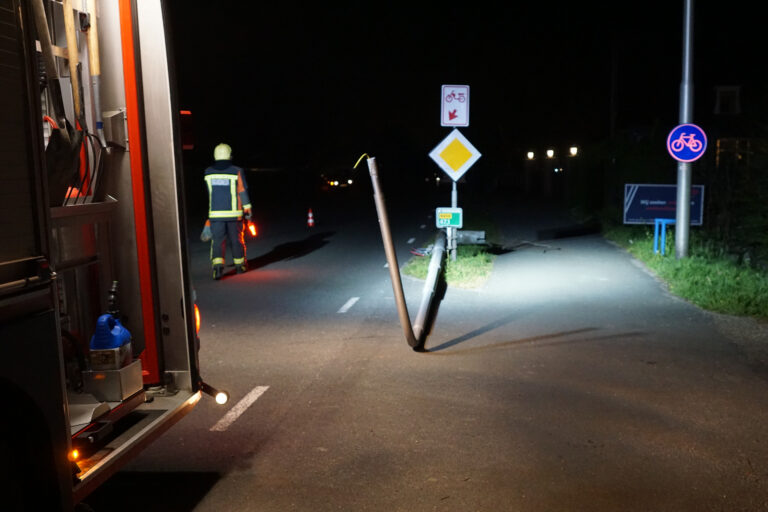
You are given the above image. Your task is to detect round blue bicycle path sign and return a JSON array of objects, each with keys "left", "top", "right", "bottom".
[{"left": 667, "top": 123, "right": 707, "bottom": 162}]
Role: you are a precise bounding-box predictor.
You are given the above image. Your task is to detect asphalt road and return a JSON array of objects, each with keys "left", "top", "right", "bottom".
[{"left": 86, "top": 179, "right": 768, "bottom": 511}]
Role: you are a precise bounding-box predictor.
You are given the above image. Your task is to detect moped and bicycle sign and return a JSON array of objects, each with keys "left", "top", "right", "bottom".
[
  {"left": 441, "top": 84, "right": 469, "bottom": 127},
  {"left": 667, "top": 123, "right": 707, "bottom": 162}
]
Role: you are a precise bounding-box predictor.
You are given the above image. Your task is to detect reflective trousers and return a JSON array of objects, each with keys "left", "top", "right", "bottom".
[{"left": 210, "top": 220, "right": 246, "bottom": 267}]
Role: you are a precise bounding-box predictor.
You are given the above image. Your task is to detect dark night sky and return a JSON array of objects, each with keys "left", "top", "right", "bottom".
[{"left": 165, "top": 2, "right": 766, "bottom": 172}]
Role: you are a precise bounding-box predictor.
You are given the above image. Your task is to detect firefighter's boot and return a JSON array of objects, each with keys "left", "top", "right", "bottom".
[
  {"left": 212, "top": 264, "right": 224, "bottom": 280},
  {"left": 234, "top": 257, "right": 247, "bottom": 274}
]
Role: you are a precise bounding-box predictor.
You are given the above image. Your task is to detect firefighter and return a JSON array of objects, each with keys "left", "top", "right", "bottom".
[{"left": 204, "top": 143, "right": 252, "bottom": 280}]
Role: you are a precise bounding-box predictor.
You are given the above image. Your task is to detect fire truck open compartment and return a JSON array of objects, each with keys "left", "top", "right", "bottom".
[{"left": 1, "top": 1, "right": 203, "bottom": 509}]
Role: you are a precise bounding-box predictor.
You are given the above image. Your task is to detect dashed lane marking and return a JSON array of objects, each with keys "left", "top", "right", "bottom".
[
  {"left": 407, "top": 237, "right": 415, "bottom": 244},
  {"left": 337, "top": 296, "right": 360, "bottom": 313},
  {"left": 210, "top": 385, "right": 269, "bottom": 432}
]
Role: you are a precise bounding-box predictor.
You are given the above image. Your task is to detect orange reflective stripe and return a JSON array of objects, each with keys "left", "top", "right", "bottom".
[{"left": 120, "top": 0, "right": 159, "bottom": 385}]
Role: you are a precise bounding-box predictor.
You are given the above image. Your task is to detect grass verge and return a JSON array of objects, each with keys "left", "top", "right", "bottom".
[
  {"left": 603, "top": 224, "right": 768, "bottom": 319},
  {"left": 402, "top": 243, "right": 496, "bottom": 289},
  {"left": 402, "top": 212, "right": 499, "bottom": 289}
]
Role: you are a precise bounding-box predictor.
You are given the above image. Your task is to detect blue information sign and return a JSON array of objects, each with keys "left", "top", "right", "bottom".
[
  {"left": 623, "top": 184, "right": 705, "bottom": 225},
  {"left": 667, "top": 123, "right": 707, "bottom": 162}
]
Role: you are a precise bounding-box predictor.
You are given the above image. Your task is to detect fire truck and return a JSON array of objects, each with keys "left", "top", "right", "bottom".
[{"left": 0, "top": 1, "right": 223, "bottom": 509}]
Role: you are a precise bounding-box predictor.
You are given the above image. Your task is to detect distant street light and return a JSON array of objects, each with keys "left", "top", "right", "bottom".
[
  {"left": 527, "top": 151, "right": 535, "bottom": 160},
  {"left": 569, "top": 146, "right": 579, "bottom": 156},
  {"left": 546, "top": 149, "right": 555, "bottom": 158}
]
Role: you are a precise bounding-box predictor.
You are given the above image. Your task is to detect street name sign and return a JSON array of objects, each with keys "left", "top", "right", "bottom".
[
  {"left": 435, "top": 207, "right": 463, "bottom": 228},
  {"left": 441, "top": 84, "right": 470, "bottom": 127},
  {"left": 428, "top": 129, "right": 481, "bottom": 182}
]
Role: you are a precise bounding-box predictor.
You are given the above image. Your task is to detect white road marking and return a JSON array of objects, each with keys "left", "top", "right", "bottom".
[
  {"left": 384, "top": 263, "right": 389, "bottom": 268},
  {"left": 420, "top": 224, "right": 426, "bottom": 229},
  {"left": 407, "top": 237, "right": 415, "bottom": 244},
  {"left": 337, "top": 296, "right": 360, "bottom": 313},
  {"left": 210, "top": 385, "right": 269, "bottom": 432}
]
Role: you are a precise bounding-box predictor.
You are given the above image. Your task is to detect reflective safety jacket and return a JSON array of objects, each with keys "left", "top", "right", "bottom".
[{"left": 204, "top": 161, "right": 252, "bottom": 221}]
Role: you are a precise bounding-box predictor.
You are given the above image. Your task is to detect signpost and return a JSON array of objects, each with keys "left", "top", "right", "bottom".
[
  {"left": 675, "top": 0, "right": 696, "bottom": 259},
  {"left": 429, "top": 116, "right": 481, "bottom": 260},
  {"left": 431, "top": 85, "right": 479, "bottom": 260}
]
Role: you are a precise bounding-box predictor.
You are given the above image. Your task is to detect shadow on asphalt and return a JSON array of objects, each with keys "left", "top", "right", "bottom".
[
  {"left": 244, "top": 231, "right": 335, "bottom": 271},
  {"left": 428, "top": 329, "right": 647, "bottom": 356},
  {"left": 426, "top": 313, "right": 522, "bottom": 352},
  {"left": 484, "top": 243, "right": 513, "bottom": 255},
  {"left": 426, "top": 326, "right": 602, "bottom": 354},
  {"left": 536, "top": 219, "right": 602, "bottom": 241},
  {"left": 214, "top": 231, "right": 335, "bottom": 279},
  {"left": 81, "top": 471, "right": 220, "bottom": 512}
]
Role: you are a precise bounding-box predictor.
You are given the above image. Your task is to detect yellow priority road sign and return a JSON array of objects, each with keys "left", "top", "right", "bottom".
[{"left": 428, "top": 129, "right": 481, "bottom": 182}]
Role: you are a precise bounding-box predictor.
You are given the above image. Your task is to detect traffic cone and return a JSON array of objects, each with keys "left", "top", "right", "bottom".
[{"left": 307, "top": 208, "right": 315, "bottom": 227}]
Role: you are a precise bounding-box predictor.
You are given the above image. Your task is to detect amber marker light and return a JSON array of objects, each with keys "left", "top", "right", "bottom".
[
  {"left": 68, "top": 449, "right": 80, "bottom": 462},
  {"left": 194, "top": 304, "right": 201, "bottom": 334}
]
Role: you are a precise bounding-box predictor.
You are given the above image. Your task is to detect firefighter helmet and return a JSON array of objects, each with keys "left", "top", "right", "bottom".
[{"left": 214, "top": 143, "right": 232, "bottom": 161}]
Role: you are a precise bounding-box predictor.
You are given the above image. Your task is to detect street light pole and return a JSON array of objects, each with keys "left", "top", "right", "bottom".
[{"left": 675, "top": 0, "right": 694, "bottom": 259}]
